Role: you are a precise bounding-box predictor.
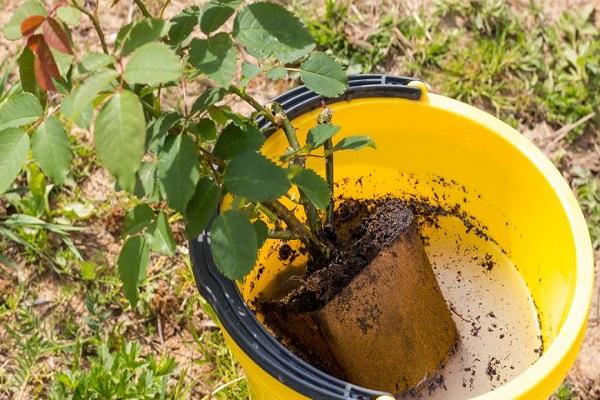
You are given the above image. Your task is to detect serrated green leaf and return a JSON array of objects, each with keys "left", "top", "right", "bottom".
[
  {"left": 167, "top": 7, "right": 200, "bottom": 47},
  {"left": 213, "top": 123, "right": 264, "bottom": 160},
  {"left": 18, "top": 48, "right": 37, "bottom": 94},
  {"left": 134, "top": 162, "right": 160, "bottom": 201},
  {"left": 210, "top": 210, "right": 257, "bottom": 280},
  {"left": 123, "top": 203, "right": 154, "bottom": 236},
  {"left": 233, "top": 2, "right": 315, "bottom": 62},
  {"left": 193, "top": 118, "right": 217, "bottom": 141},
  {"left": 51, "top": 50, "right": 73, "bottom": 79},
  {"left": 307, "top": 124, "right": 340, "bottom": 149},
  {"left": 191, "top": 87, "right": 226, "bottom": 115},
  {"left": 300, "top": 53, "right": 347, "bottom": 98},
  {"left": 185, "top": 177, "right": 220, "bottom": 238},
  {"left": 4, "top": 0, "right": 47, "bottom": 40},
  {"left": 74, "top": 53, "right": 116, "bottom": 77},
  {"left": 158, "top": 134, "right": 200, "bottom": 212},
  {"left": 63, "top": 69, "right": 118, "bottom": 121},
  {"left": 241, "top": 62, "right": 260, "bottom": 86},
  {"left": 56, "top": 6, "right": 81, "bottom": 26},
  {"left": 224, "top": 152, "right": 290, "bottom": 202},
  {"left": 124, "top": 42, "right": 181, "bottom": 86},
  {"left": 148, "top": 212, "right": 176, "bottom": 255},
  {"left": 118, "top": 235, "right": 150, "bottom": 307},
  {"left": 189, "top": 34, "right": 237, "bottom": 86},
  {"left": 94, "top": 91, "right": 146, "bottom": 192},
  {"left": 146, "top": 112, "right": 181, "bottom": 153},
  {"left": 332, "top": 135, "right": 376, "bottom": 153},
  {"left": 61, "top": 93, "right": 92, "bottom": 130},
  {"left": 0, "top": 128, "right": 29, "bottom": 193},
  {"left": 253, "top": 219, "right": 268, "bottom": 248},
  {"left": 120, "top": 18, "right": 171, "bottom": 56},
  {"left": 292, "top": 169, "right": 329, "bottom": 210},
  {"left": 200, "top": 2, "right": 235, "bottom": 34},
  {"left": 0, "top": 93, "right": 43, "bottom": 130},
  {"left": 31, "top": 117, "right": 71, "bottom": 184},
  {"left": 266, "top": 66, "right": 287, "bottom": 80}
]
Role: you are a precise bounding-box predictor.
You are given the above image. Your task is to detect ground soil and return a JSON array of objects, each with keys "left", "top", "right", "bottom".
[{"left": 1, "top": 0, "right": 599, "bottom": 398}]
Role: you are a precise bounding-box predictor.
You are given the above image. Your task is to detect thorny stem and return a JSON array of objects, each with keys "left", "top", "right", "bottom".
[
  {"left": 262, "top": 201, "right": 329, "bottom": 261},
  {"left": 270, "top": 102, "right": 322, "bottom": 235},
  {"left": 72, "top": 1, "right": 108, "bottom": 54},
  {"left": 133, "top": 0, "right": 152, "bottom": 18},
  {"left": 230, "top": 87, "right": 325, "bottom": 241},
  {"left": 229, "top": 86, "right": 278, "bottom": 126},
  {"left": 271, "top": 102, "right": 301, "bottom": 151},
  {"left": 267, "top": 229, "right": 297, "bottom": 240},
  {"left": 319, "top": 101, "right": 335, "bottom": 225}
]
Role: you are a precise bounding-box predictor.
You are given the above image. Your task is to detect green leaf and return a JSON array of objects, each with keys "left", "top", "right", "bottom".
[
  {"left": 185, "top": 177, "right": 220, "bottom": 238},
  {"left": 0, "top": 93, "right": 43, "bottom": 130},
  {"left": 300, "top": 53, "right": 347, "bottom": 98},
  {"left": 189, "top": 34, "right": 237, "bottom": 86},
  {"left": 193, "top": 118, "right": 217, "bottom": 141},
  {"left": 292, "top": 169, "right": 329, "bottom": 210},
  {"left": 146, "top": 112, "right": 181, "bottom": 153},
  {"left": 213, "top": 123, "right": 264, "bottom": 160},
  {"left": 241, "top": 62, "right": 260, "bottom": 86},
  {"left": 4, "top": 0, "right": 47, "bottom": 40},
  {"left": 167, "top": 7, "right": 200, "bottom": 47},
  {"left": 224, "top": 152, "right": 290, "bottom": 202},
  {"left": 134, "top": 162, "right": 160, "bottom": 200},
  {"left": 200, "top": 2, "right": 235, "bottom": 34},
  {"left": 266, "top": 66, "right": 287, "bottom": 80},
  {"left": 56, "top": 6, "right": 81, "bottom": 27},
  {"left": 120, "top": 18, "right": 171, "bottom": 56},
  {"left": 158, "top": 134, "right": 200, "bottom": 212},
  {"left": 191, "top": 87, "right": 226, "bottom": 115},
  {"left": 18, "top": 48, "right": 37, "bottom": 94},
  {"left": 253, "top": 219, "right": 268, "bottom": 248},
  {"left": 210, "top": 210, "right": 257, "bottom": 280},
  {"left": 63, "top": 69, "right": 118, "bottom": 121},
  {"left": 31, "top": 117, "right": 71, "bottom": 184},
  {"left": 74, "top": 53, "right": 116, "bottom": 77},
  {"left": 332, "top": 135, "right": 376, "bottom": 153},
  {"left": 123, "top": 203, "right": 154, "bottom": 236},
  {"left": 61, "top": 93, "right": 93, "bottom": 130},
  {"left": 233, "top": 2, "right": 315, "bottom": 62},
  {"left": 118, "top": 235, "right": 150, "bottom": 307},
  {"left": 148, "top": 212, "right": 176, "bottom": 255},
  {"left": 0, "top": 128, "right": 29, "bottom": 194},
  {"left": 307, "top": 124, "right": 340, "bottom": 149},
  {"left": 124, "top": 42, "right": 181, "bottom": 86},
  {"left": 94, "top": 91, "right": 146, "bottom": 192}
]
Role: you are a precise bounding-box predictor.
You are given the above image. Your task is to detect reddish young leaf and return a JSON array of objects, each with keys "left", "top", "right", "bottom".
[
  {"left": 20, "top": 15, "right": 46, "bottom": 37},
  {"left": 26, "top": 34, "right": 44, "bottom": 53},
  {"left": 42, "top": 17, "right": 72, "bottom": 54},
  {"left": 33, "top": 39, "right": 61, "bottom": 91}
]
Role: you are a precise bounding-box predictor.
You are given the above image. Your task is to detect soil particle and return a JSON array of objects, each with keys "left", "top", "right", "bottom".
[{"left": 278, "top": 244, "right": 293, "bottom": 261}]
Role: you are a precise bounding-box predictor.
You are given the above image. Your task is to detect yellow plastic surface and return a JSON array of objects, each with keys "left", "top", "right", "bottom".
[{"left": 216, "top": 92, "right": 594, "bottom": 400}]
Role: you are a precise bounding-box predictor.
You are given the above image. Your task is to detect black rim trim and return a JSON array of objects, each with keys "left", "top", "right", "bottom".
[{"left": 190, "top": 74, "right": 422, "bottom": 400}]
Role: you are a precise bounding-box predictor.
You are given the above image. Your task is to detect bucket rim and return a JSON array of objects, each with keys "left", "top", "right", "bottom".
[{"left": 189, "top": 74, "right": 595, "bottom": 400}]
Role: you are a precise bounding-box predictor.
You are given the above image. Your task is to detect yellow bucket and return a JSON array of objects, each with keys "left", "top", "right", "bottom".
[{"left": 190, "top": 75, "right": 594, "bottom": 399}]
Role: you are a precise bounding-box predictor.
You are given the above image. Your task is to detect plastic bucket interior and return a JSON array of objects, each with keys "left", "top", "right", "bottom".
[{"left": 190, "top": 75, "right": 594, "bottom": 400}]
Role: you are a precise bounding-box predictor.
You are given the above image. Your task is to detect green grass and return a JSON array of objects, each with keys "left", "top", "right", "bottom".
[
  {"left": 1, "top": 1, "right": 599, "bottom": 399},
  {"left": 300, "top": 0, "right": 599, "bottom": 139}
]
